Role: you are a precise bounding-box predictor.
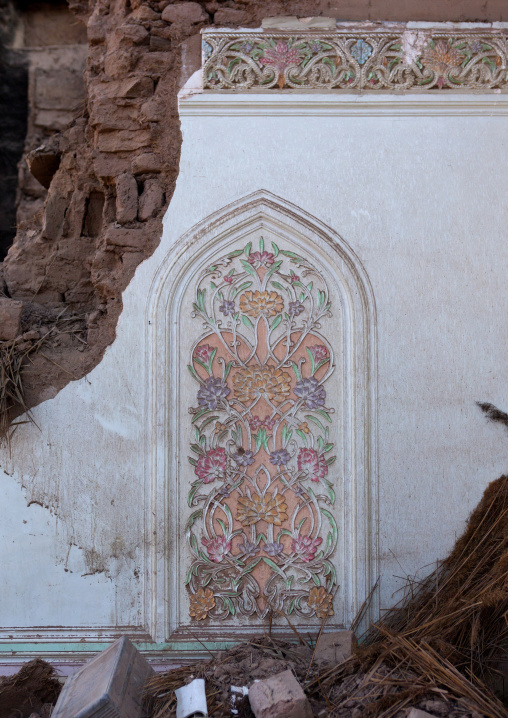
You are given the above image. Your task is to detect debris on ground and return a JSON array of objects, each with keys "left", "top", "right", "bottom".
[
  {"left": 0, "top": 658, "right": 61, "bottom": 718},
  {"left": 145, "top": 474, "right": 508, "bottom": 717}
]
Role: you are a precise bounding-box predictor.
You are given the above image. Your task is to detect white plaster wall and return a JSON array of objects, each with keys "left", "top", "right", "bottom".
[{"left": 1, "top": 90, "right": 507, "bottom": 659}]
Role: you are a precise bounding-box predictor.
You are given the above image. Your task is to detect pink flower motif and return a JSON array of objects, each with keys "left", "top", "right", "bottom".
[
  {"left": 224, "top": 274, "right": 234, "bottom": 283},
  {"left": 297, "top": 448, "right": 328, "bottom": 482},
  {"left": 260, "top": 42, "right": 303, "bottom": 88},
  {"left": 309, "top": 345, "right": 329, "bottom": 364},
  {"left": 248, "top": 251, "right": 275, "bottom": 269},
  {"left": 291, "top": 534, "right": 323, "bottom": 562},
  {"left": 194, "top": 344, "right": 214, "bottom": 363},
  {"left": 248, "top": 415, "right": 276, "bottom": 432},
  {"left": 289, "top": 273, "right": 300, "bottom": 283},
  {"left": 195, "top": 448, "right": 227, "bottom": 483},
  {"left": 201, "top": 535, "right": 231, "bottom": 563}
]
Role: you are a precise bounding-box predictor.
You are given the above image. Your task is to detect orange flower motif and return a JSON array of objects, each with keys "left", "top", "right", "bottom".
[
  {"left": 239, "top": 290, "right": 284, "bottom": 318},
  {"left": 233, "top": 365, "right": 291, "bottom": 404},
  {"left": 307, "top": 587, "right": 334, "bottom": 619},
  {"left": 236, "top": 492, "right": 288, "bottom": 526},
  {"left": 298, "top": 422, "right": 310, "bottom": 434},
  {"left": 422, "top": 40, "right": 464, "bottom": 87},
  {"left": 189, "top": 587, "right": 215, "bottom": 620}
]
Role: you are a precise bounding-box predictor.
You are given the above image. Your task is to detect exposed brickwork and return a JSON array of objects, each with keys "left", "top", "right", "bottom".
[{"left": 1, "top": 0, "right": 508, "bottom": 420}]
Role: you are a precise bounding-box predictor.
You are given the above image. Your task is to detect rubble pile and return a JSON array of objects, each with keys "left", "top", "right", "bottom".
[{"left": 0, "top": 658, "right": 61, "bottom": 718}]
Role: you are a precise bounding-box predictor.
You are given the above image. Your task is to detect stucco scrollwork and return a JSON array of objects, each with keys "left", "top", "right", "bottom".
[{"left": 202, "top": 30, "right": 508, "bottom": 91}]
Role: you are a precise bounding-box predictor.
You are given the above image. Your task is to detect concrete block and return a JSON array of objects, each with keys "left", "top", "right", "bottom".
[
  {"left": 314, "top": 630, "right": 356, "bottom": 665},
  {"left": 0, "top": 298, "right": 23, "bottom": 341},
  {"left": 248, "top": 670, "right": 312, "bottom": 718},
  {"left": 52, "top": 636, "right": 154, "bottom": 718}
]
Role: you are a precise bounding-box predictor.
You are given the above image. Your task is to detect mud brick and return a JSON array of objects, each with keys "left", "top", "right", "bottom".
[{"left": 248, "top": 670, "right": 312, "bottom": 718}]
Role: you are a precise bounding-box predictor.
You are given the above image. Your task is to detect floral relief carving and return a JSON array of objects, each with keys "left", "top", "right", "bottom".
[
  {"left": 185, "top": 238, "right": 339, "bottom": 621},
  {"left": 202, "top": 30, "right": 508, "bottom": 91}
]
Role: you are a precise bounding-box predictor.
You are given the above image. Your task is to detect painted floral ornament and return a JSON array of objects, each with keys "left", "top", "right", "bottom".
[{"left": 186, "top": 237, "right": 338, "bottom": 621}]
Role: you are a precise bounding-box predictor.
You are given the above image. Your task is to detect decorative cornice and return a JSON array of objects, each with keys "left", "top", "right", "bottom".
[
  {"left": 201, "top": 27, "right": 508, "bottom": 92},
  {"left": 179, "top": 93, "right": 508, "bottom": 116}
]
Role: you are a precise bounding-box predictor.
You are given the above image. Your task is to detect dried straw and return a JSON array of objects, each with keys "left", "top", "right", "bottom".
[{"left": 0, "top": 311, "right": 87, "bottom": 444}]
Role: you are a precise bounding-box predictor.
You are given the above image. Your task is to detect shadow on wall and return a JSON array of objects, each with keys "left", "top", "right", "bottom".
[
  {"left": 0, "top": 0, "right": 87, "bottom": 261},
  {"left": 0, "top": 46, "right": 28, "bottom": 260}
]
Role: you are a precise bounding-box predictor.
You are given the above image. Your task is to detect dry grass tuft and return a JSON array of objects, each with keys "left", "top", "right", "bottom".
[{"left": 0, "top": 309, "right": 87, "bottom": 444}]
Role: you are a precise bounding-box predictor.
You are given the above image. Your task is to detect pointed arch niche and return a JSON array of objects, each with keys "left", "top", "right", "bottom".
[{"left": 146, "top": 190, "right": 378, "bottom": 652}]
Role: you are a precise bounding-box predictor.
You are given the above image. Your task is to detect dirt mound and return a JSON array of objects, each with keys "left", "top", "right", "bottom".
[{"left": 0, "top": 659, "right": 61, "bottom": 718}]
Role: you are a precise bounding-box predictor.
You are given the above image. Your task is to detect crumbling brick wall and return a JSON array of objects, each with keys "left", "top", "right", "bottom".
[{"left": 1, "top": 0, "right": 507, "bottom": 422}]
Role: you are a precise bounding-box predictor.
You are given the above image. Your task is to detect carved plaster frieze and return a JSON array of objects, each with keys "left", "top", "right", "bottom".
[{"left": 201, "top": 28, "right": 508, "bottom": 91}]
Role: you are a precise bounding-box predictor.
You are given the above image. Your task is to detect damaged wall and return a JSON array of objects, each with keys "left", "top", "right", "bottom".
[
  {"left": 2, "top": 0, "right": 508, "bottom": 419},
  {"left": 1, "top": 0, "right": 508, "bottom": 664}
]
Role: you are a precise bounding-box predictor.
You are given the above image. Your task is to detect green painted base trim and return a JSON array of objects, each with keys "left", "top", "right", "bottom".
[{"left": 0, "top": 640, "right": 241, "bottom": 661}]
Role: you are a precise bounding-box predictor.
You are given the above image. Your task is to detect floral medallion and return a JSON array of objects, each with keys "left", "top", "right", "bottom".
[{"left": 185, "top": 238, "right": 338, "bottom": 621}]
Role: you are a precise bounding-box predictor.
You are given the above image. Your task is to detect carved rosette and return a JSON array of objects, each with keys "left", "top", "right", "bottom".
[
  {"left": 186, "top": 239, "right": 338, "bottom": 621},
  {"left": 202, "top": 31, "right": 508, "bottom": 91}
]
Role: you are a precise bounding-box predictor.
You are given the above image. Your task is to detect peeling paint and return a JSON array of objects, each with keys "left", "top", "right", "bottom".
[{"left": 401, "top": 29, "right": 430, "bottom": 65}]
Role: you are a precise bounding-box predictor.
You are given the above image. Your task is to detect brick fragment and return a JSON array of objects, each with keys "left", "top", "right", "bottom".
[
  {"left": 92, "top": 77, "right": 154, "bottom": 100},
  {"left": 106, "top": 226, "right": 145, "bottom": 250},
  {"left": 116, "top": 173, "right": 138, "bottom": 224},
  {"left": 93, "top": 153, "right": 131, "bottom": 179},
  {"left": 214, "top": 8, "right": 249, "bottom": 24},
  {"left": 0, "top": 298, "right": 23, "bottom": 341},
  {"left": 161, "top": 2, "right": 207, "bottom": 24},
  {"left": 138, "top": 179, "right": 164, "bottom": 221},
  {"left": 131, "top": 153, "right": 162, "bottom": 174},
  {"left": 131, "top": 6, "right": 160, "bottom": 21},
  {"left": 118, "top": 23, "right": 149, "bottom": 44},
  {"left": 87, "top": 14, "right": 110, "bottom": 44},
  {"left": 248, "top": 670, "right": 312, "bottom": 718},
  {"left": 136, "top": 52, "right": 174, "bottom": 75},
  {"left": 150, "top": 35, "right": 172, "bottom": 51},
  {"left": 97, "top": 130, "right": 151, "bottom": 153},
  {"left": 42, "top": 193, "right": 68, "bottom": 241}
]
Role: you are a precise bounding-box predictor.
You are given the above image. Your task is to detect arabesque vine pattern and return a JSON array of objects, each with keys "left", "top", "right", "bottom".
[
  {"left": 186, "top": 239, "right": 338, "bottom": 621},
  {"left": 202, "top": 30, "right": 508, "bottom": 91}
]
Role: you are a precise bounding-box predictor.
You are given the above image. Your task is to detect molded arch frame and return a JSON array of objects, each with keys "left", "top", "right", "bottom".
[{"left": 145, "top": 189, "right": 378, "bottom": 651}]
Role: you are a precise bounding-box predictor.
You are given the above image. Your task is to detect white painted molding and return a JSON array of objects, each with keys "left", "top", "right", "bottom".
[{"left": 179, "top": 93, "right": 508, "bottom": 116}]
